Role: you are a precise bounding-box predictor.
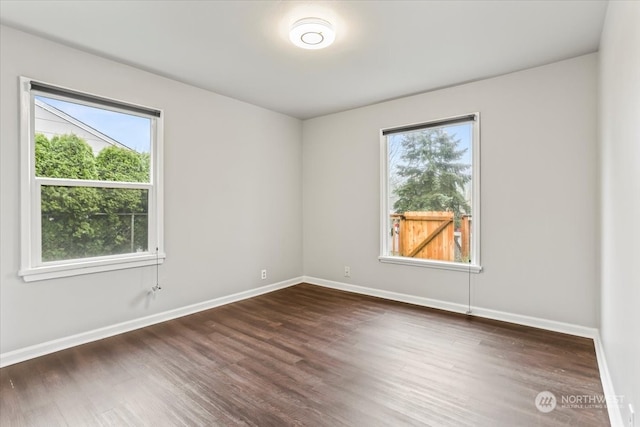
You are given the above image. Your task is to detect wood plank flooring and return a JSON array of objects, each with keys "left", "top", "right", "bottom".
[{"left": 0, "top": 283, "right": 610, "bottom": 426}]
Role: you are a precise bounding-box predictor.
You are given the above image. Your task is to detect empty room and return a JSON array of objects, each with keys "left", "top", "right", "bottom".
[{"left": 0, "top": 1, "right": 638, "bottom": 426}]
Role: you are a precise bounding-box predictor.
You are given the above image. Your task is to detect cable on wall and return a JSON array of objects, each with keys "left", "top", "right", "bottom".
[
  {"left": 150, "top": 247, "right": 162, "bottom": 294},
  {"left": 466, "top": 261, "right": 472, "bottom": 315}
]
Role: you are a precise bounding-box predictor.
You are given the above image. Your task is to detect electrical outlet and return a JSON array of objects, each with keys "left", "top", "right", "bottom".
[
  {"left": 344, "top": 266, "right": 351, "bottom": 278},
  {"left": 261, "top": 269, "right": 267, "bottom": 280},
  {"left": 629, "top": 404, "right": 635, "bottom": 427}
]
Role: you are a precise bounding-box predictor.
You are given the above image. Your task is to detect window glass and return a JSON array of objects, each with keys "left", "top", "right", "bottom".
[
  {"left": 41, "top": 186, "right": 149, "bottom": 261},
  {"left": 382, "top": 115, "right": 479, "bottom": 269},
  {"left": 19, "top": 77, "right": 163, "bottom": 281},
  {"left": 35, "top": 96, "right": 151, "bottom": 183}
]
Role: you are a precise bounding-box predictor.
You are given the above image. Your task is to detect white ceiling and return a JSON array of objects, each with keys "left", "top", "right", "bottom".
[{"left": 0, "top": 0, "right": 608, "bottom": 119}]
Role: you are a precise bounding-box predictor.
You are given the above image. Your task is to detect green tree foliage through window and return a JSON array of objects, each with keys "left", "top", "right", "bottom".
[
  {"left": 36, "top": 133, "right": 150, "bottom": 261},
  {"left": 36, "top": 133, "right": 98, "bottom": 180},
  {"left": 392, "top": 128, "right": 471, "bottom": 222},
  {"left": 96, "top": 146, "right": 150, "bottom": 183}
]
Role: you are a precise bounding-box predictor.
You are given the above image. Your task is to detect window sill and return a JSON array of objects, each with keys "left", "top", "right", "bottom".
[
  {"left": 19, "top": 253, "right": 166, "bottom": 282},
  {"left": 378, "top": 256, "right": 482, "bottom": 273}
]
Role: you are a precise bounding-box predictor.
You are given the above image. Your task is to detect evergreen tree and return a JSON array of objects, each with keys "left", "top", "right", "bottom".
[
  {"left": 35, "top": 133, "right": 150, "bottom": 260},
  {"left": 95, "top": 146, "right": 150, "bottom": 254},
  {"left": 36, "top": 133, "right": 100, "bottom": 261},
  {"left": 96, "top": 146, "right": 149, "bottom": 183},
  {"left": 392, "top": 128, "right": 470, "bottom": 219}
]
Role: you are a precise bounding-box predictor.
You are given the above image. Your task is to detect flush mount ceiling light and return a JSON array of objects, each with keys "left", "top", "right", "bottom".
[{"left": 289, "top": 18, "right": 335, "bottom": 50}]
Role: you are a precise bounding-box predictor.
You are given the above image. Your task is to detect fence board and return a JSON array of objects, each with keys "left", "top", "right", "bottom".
[{"left": 395, "top": 211, "right": 455, "bottom": 261}]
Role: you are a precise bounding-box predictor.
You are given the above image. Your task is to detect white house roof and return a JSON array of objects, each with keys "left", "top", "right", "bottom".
[{"left": 35, "top": 98, "right": 132, "bottom": 154}]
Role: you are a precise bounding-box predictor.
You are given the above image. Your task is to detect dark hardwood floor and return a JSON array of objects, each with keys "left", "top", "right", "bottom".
[{"left": 1, "top": 283, "right": 609, "bottom": 426}]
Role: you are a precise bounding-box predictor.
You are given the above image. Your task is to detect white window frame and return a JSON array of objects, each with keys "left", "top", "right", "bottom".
[
  {"left": 18, "top": 77, "right": 165, "bottom": 282},
  {"left": 379, "top": 113, "right": 482, "bottom": 273}
]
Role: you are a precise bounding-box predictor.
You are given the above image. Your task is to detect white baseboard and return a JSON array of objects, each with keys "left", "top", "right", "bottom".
[
  {"left": 304, "top": 276, "right": 471, "bottom": 315},
  {"left": 593, "top": 332, "right": 624, "bottom": 427},
  {"left": 0, "top": 277, "right": 302, "bottom": 368},
  {"left": 3, "top": 275, "right": 621, "bottom": 427},
  {"left": 469, "top": 306, "right": 598, "bottom": 339},
  {"left": 303, "top": 276, "right": 598, "bottom": 338}
]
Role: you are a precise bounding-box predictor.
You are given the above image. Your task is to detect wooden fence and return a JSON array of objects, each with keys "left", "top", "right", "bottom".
[{"left": 390, "top": 212, "right": 471, "bottom": 262}]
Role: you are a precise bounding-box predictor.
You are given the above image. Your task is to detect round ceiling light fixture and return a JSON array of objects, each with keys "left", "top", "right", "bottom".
[{"left": 289, "top": 17, "right": 335, "bottom": 50}]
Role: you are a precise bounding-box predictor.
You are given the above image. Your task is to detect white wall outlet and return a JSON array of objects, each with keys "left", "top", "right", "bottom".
[
  {"left": 261, "top": 269, "right": 267, "bottom": 280},
  {"left": 344, "top": 266, "right": 351, "bottom": 277},
  {"left": 629, "top": 404, "right": 635, "bottom": 427}
]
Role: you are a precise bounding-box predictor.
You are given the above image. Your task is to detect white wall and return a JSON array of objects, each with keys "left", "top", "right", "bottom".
[
  {"left": 303, "top": 54, "right": 599, "bottom": 327},
  {"left": 0, "top": 23, "right": 606, "bottom": 364},
  {"left": 0, "top": 25, "right": 303, "bottom": 354},
  {"left": 599, "top": 0, "right": 640, "bottom": 422}
]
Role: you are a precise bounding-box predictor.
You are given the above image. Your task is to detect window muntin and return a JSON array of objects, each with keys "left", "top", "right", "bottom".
[
  {"left": 380, "top": 114, "right": 481, "bottom": 272},
  {"left": 20, "top": 78, "right": 164, "bottom": 280}
]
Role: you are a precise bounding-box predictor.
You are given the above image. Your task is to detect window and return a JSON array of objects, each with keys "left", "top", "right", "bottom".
[
  {"left": 380, "top": 113, "right": 481, "bottom": 272},
  {"left": 19, "top": 78, "right": 164, "bottom": 281}
]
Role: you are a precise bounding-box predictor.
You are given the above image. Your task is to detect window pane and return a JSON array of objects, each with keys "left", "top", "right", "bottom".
[
  {"left": 388, "top": 122, "right": 472, "bottom": 262},
  {"left": 34, "top": 96, "right": 151, "bottom": 183},
  {"left": 41, "top": 186, "right": 149, "bottom": 262}
]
